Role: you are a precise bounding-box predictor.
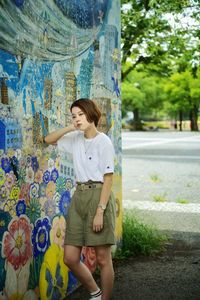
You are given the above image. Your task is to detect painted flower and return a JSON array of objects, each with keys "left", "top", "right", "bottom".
[
  {"left": 67, "top": 271, "right": 78, "bottom": 294},
  {"left": 48, "top": 158, "right": 55, "bottom": 172},
  {"left": 50, "top": 216, "right": 66, "bottom": 248},
  {"left": 14, "top": 149, "right": 22, "bottom": 161},
  {"left": 66, "top": 178, "right": 73, "bottom": 191},
  {"left": 0, "top": 210, "right": 11, "bottom": 240},
  {"left": 0, "top": 186, "right": 10, "bottom": 206},
  {"left": 51, "top": 168, "right": 59, "bottom": 183},
  {"left": 9, "top": 186, "right": 20, "bottom": 200},
  {"left": 46, "top": 181, "right": 56, "bottom": 200},
  {"left": 58, "top": 191, "right": 71, "bottom": 215},
  {"left": 40, "top": 157, "right": 48, "bottom": 171},
  {"left": 43, "top": 199, "right": 56, "bottom": 220},
  {"left": 39, "top": 244, "right": 69, "bottom": 300},
  {"left": 5, "top": 172, "right": 16, "bottom": 190},
  {"left": 35, "top": 149, "right": 42, "bottom": 159},
  {"left": 26, "top": 155, "right": 32, "bottom": 167},
  {"left": 31, "top": 156, "right": 39, "bottom": 173},
  {"left": 25, "top": 167, "right": 34, "bottom": 184},
  {"left": 26, "top": 198, "right": 41, "bottom": 225},
  {"left": 34, "top": 170, "right": 43, "bottom": 184},
  {"left": 2, "top": 215, "right": 32, "bottom": 270},
  {"left": 3, "top": 261, "right": 37, "bottom": 300},
  {"left": 6, "top": 148, "right": 15, "bottom": 158},
  {"left": 82, "top": 247, "right": 97, "bottom": 273},
  {"left": 4, "top": 199, "right": 17, "bottom": 217},
  {"left": 53, "top": 192, "right": 60, "bottom": 204},
  {"left": 19, "top": 157, "right": 26, "bottom": 169},
  {"left": 43, "top": 170, "right": 51, "bottom": 184},
  {"left": 16, "top": 200, "right": 26, "bottom": 217},
  {"left": 38, "top": 182, "right": 47, "bottom": 197},
  {"left": 19, "top": 183, "right": 30, "bottom": 204},
  {"left": 32, "top": 217, "right": 51, "bottom": 257},
  {"left": 29, "top": 182, "right": 39, "bottom": 199},
  {"left": 1, "top": 157, "right": 12, "bottom": 173},
  {"left": 0, "top": 168, "right": 6, "bottom": 186},
  {"left": 56, "top": 177, "right": 66, "bottom": 194},
  {"left": 55, "top": 156, "right": 60, "bottom": 170}
]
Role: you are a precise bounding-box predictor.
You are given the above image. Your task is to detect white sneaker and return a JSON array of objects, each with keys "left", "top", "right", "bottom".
[{"left": 89, "top": 296, "right": 102, "bottom": 300}]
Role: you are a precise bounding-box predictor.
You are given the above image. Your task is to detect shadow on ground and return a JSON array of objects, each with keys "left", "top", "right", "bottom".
[{"left": 66, "top": 247, "right": 200, "bottom": 300}]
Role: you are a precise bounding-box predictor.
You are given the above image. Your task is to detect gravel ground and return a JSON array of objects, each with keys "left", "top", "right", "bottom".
[{"left": 66, "top": 249, "right": 200, "bottom": 300}]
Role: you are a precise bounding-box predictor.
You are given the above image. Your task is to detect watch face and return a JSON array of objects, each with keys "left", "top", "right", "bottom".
[{"left": 98, "top": 204, "right": 106, "bottom": 210}]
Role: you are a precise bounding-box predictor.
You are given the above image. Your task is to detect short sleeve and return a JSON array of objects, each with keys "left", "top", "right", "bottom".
[
  {"left": 57, "top": 131, "right": 78, "bottom": 154},
  {"left": 99, "top": 141, "right": 115, "bottom": 175}
]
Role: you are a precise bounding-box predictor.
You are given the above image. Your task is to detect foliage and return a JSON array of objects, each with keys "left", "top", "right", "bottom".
[
  {"left": 121, "top": 0, "right": 200, "bottom": 131},
  {"left": 114, "top": 212, "right": 167, "bottom": 259}
]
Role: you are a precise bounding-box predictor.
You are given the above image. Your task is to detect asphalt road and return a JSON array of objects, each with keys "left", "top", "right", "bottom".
[{"left": 122, "top": 131, "right": 200, "bottom": 205}]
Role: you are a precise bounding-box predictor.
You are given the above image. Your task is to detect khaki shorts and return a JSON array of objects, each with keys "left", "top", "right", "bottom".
[{"left": 65, "top": 182, "right": 116, "bottom": 246}]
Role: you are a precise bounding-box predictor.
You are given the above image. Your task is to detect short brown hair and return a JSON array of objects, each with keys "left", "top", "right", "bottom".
[{"left": 70, "top": 98, "right": 101, "bottom": 127}]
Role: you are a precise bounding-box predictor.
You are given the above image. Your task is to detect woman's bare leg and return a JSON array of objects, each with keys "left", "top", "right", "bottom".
[
  {"left": 95, "top": 245, "right": 114, "bottom": 300},
  {"left": 64, "top": 245, "right": 98, "bottom": 293}
]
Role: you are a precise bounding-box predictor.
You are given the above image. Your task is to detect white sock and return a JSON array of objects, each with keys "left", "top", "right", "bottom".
[{"left": 90, "top": 287, "right": 102, "bottom": 298}]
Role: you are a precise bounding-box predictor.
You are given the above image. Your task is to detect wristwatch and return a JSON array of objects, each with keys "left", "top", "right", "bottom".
[{"left": 98, "top": 203, "right": 107, "bottom": 211}]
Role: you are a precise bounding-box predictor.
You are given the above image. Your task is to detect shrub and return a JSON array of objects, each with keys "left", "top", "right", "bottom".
[{"left": 114, "top": 212, "right": 167, "bottom": 259}]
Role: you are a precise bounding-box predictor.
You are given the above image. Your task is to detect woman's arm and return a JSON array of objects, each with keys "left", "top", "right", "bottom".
[
  {"left": 93, "top": 173, "right": 113, "bottom": 232},
  {"left": 44, "top": 124, "right": 76, "bottom": 145}
]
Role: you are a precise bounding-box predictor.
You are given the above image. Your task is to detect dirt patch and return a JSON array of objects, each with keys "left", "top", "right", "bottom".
[{"left": 66, "top": 250, "right": 200, "bottom": 300}]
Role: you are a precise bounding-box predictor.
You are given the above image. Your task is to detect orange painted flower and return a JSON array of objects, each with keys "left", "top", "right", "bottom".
[
  {"left": 46, "top": 181, "right": 56, "bottom": 200},
  {"left": 82, "top": 247, "right": 97, "bottom": 273}
]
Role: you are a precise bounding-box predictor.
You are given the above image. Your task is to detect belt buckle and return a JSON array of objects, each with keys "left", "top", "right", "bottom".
[{"left": 80, "top": 184, "right": 85, "bottom": 191}]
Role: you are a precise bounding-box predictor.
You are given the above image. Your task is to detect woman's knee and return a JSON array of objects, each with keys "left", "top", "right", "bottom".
[
  {"left": 96, "top": 251, "right": 111, "bottom": 268},
  {"left": 63, "top": 254, "right": 80, "bottom": 268}
]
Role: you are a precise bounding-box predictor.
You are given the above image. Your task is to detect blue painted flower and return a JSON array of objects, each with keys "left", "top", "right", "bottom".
[
  {"left": 39, "top": 182, "right": 47, "bottom": 197},
  {"left": 29, "top": 182, "right": 39, "bottom": 198},
  {"left": 43, "top": 170, "right": 51, "bottom": 184},
  {"left": 46, "top": 264, "right": 63, "bottom": 300},
  {"left": 1, "top": 157, "right": 12, "bottom": 173},
  {"left": 31, "top": 156, "right": 39, "bottom": 173},
  {"left": 67, "top": 271, "right": 78, "bottom": 294},
  {"left": 16, "top": 199, "right": 26, "bottom": 216},
  {"left": 51, "top": 168, "right": 59, "bottom": 183},
  {"left": 32, "top": 217, "right": 51, "bottom": 257},
  {"left": 58, "top": 191, "right": 71, "bottom": 215}
]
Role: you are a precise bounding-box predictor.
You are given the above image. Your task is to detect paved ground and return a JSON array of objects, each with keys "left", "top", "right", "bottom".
[
  {"left": 122, "top": 131, "right": 200, "bottom": 236},
  {"left": 67, "top": 248, "right": 200, "bottom": 300}
]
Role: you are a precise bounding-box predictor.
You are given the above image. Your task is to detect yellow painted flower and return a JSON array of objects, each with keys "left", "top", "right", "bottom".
[
  {"left": 39, "top": 244, "right": 69, "bottom": 300},
  {"left": 10, "top": 186, "right": 20, "bottom": 200},
  {"left": 0, "top": 168, "right": 5, "bottom": 186},
  {"left": 50, "top": 216, "right": 66, "bottom": 248}
]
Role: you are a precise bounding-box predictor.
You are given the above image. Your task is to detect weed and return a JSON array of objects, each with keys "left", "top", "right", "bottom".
[
  {"left": 150, "top": 173, "right": 161, "bottom": 183},
  {"left": 177, "top": 199, "right": 189, "bottom": 204},
  {"left": 153, "top": 193, "right": 167, "bottom": 202},
  {"left": 114, "top": 212, "right": 167, "bottom": 259}
]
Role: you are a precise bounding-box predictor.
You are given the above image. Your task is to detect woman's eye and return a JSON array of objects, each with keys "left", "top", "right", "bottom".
[
  {"left": 72, "top": 116, "right": 76, "bottom": 119},
  {"left": 79, "top": 113, "right": 83, "bottom": 116}
]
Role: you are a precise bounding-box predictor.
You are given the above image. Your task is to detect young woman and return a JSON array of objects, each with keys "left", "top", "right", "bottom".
[{"left": 44, "top": 98, "right": 116, "bottom": 300}]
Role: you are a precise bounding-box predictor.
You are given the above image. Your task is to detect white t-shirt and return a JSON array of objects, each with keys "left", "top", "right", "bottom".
[{"left": 57, "top": 131, "right": 115, "bottom": 183}]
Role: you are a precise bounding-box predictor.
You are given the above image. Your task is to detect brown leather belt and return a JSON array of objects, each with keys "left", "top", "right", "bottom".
[{"left": 76, "top": 181, "right": 103, "bottom": 191}]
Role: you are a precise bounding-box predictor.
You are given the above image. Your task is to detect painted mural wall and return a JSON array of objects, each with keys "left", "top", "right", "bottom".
[{"left": 0, "top": 0, "right": 122, "bottom": 299}]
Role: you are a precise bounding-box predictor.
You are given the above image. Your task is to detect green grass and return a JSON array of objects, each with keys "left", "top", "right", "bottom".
[
  {"left": 153, "top": 193, "right": 167, "bottom": 202},
  {"left": 177, "top": 199, "right": 189, "bottom": 204},
  {"left": 150, "top": 173, "right": 161, "bottom": 183},
  {"left": 114, "top": 212, "right": 167, "bottom": 259}
]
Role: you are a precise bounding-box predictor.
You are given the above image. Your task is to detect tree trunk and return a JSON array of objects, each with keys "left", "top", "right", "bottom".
[
  {"left": 189, "top": 106, "right": 199, "bottom": 131},
  {"left": 179, "top": 110, "right": 183, "bottom": 131},
  {"left": 132, "top": 108, "right": 142, "bottom": 131}
]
